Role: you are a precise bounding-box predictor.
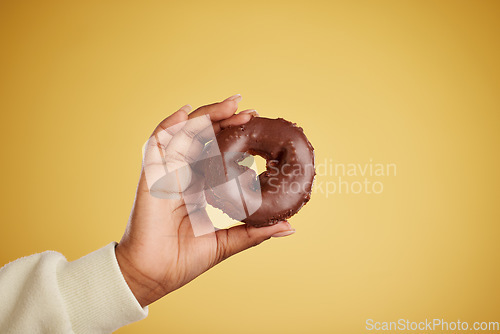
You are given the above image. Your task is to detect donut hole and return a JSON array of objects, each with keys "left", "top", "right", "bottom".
[
  {"left": 238, "top": 154, "right": 266, "bottom": 175},
  {"left": 253, "top": 155, "right": 267, "bottom": 174},
  {"left": 236, "top": 153, "right": 268, "bottom": 192}
]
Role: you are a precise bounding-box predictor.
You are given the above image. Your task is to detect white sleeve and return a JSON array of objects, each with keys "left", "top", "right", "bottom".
[{"left": 0, "top": 242, "right": 148, "bottom": 333}]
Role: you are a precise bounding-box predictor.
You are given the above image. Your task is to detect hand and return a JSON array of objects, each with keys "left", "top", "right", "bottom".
[{"left": 116, "top": 95, "right": 296, "bottom": 307}]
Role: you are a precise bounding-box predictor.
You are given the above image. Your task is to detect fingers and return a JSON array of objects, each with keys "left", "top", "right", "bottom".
[
  {"left": 214, "top": 221, "right": 295, "bottom": 263},
  {"left": 188, "top": 94, "right": 242, "bottom": 122},
  {"left": 223, "top": 94, "right": 243, "bottom": 103},
  {"left": 164, "top": 114, "right": 212, "bottom": 168},
  {"left": 189, "top": 95, "right": 258, "bottom": 136},
  {"left": 164, "top": 96, "right": 258, "bottom": 167},
  {"left": 143, "top": 106, "right": 191, "bottom": 192},
  {"left": 214, "top": 109, "right": 259, "bottom": 133},
  {"left": 152, "top": 104, "right": 191, "bottom": 136}
]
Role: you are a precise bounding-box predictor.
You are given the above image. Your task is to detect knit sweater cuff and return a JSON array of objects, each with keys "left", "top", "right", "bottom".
[{"left": 57, "top": 242, "right": 148, "bottom": 333}]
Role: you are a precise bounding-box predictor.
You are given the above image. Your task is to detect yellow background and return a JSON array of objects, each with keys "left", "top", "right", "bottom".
[{"left": 1, "top": 1, "right": 499, "bottom": 333}]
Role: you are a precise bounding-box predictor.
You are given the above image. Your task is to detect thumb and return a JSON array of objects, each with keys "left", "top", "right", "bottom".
[{"left": 214, "top": 221, "right": 295, "bottom": 262}]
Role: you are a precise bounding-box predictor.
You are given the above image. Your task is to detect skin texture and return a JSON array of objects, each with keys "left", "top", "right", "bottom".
[{"left": 115, "top": 95, "right": 296, "bottom": 307}]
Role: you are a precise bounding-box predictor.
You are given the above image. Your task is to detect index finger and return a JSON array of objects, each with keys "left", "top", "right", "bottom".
[{"left": 188, "top": 94, "right": 242, "bottom": 122}]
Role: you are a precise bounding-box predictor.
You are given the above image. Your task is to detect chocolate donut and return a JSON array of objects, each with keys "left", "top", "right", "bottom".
[{"left": 202, "top": 117, "right": 315, "bottom": 227}]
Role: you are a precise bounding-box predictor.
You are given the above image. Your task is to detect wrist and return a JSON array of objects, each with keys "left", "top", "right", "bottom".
[{"left": 115, "top": 243, "right": 165, "bottom": 307}]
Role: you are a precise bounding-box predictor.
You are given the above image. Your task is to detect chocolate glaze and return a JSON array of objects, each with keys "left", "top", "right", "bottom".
[{"left": 202, "top": 117, "right": 315, "bottom": 227}]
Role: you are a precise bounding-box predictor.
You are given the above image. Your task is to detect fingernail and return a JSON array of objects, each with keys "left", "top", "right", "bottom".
[
  {"left": 271, "top": 229, "right": 296, "bottom": 238},
  {"left": 224, "top": 94, "right": 242, "bottom": 103},
  {"left": 176, "top": 104, "right": 192, "bottom": 114},
  {"left": 239, "top": 109, "right": 259, "bottom": 117}
]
